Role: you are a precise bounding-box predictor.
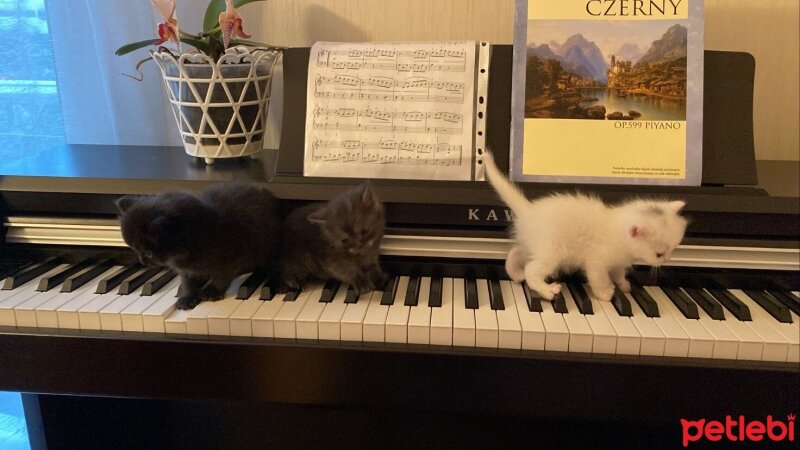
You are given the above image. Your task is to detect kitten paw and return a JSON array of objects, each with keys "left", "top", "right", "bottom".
[
  {"left": 616, "top": 279, "right": 631, "bottom": 293},
  {"left": 176, "top": 296, "right": 201, "bottom": 310},
  {"left": 546, "top": 282, "right": 562, "bottom": 296},
  {"left": 596, "top": 286, "right": 615, "bottom": 302},
  {"left": 199, "top": 287, "right": 225, "bottom": 301}
]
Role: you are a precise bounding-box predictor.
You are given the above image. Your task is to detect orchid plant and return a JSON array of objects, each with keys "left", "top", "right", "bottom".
[{"left": 116, "top": 0, "right": 282, "bottom": 77}]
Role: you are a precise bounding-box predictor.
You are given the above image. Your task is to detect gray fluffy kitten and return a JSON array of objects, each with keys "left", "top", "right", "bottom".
[{"left": 280, "top": 182, "right": 387, "bottom": 294}]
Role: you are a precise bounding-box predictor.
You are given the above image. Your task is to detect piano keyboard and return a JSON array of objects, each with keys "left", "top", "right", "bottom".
[{"left": 1, "top": 259, "right": 798, "bottom": 363}]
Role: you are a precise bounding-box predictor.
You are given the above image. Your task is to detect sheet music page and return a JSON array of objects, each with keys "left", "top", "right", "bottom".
[{"left": 304, "top": 41, "right": 477, "bottom": 180}]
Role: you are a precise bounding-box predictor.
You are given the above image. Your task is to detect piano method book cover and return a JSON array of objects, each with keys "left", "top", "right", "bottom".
[{"left": 510, "top": 0, "right": 704, "bottom": 185}]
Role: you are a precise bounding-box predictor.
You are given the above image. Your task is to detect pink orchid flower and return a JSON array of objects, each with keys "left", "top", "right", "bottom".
[
  {"left": 219, "top": 0, "right": 251, "bottom": 50},
  {"left": 149, "top": 0, "right": 180, "bottom": 46}
]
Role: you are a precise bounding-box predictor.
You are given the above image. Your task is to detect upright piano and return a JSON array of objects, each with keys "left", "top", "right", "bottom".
[{"left": 0, "top": 48, "right": 798, "bottom": 448}]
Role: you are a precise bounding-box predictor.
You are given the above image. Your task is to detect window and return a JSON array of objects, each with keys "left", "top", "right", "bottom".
[{"left": 0, "top": 0, "right": 64, "bottom": 162}]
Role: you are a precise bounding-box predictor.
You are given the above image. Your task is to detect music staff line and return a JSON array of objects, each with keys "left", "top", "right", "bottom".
[
  {"left": 314, "top": 106, "right": 461, "bottom": 124},
  {"left": 311, "top": 138, "right": 463, "bottom": 166},
  {"left": 316, "top": 46, "right": 467, "bottom": 73}
]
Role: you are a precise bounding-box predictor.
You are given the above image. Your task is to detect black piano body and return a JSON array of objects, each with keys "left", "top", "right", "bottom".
[{"left": 0, "top": 48, "right": 798, "bottom": 447}]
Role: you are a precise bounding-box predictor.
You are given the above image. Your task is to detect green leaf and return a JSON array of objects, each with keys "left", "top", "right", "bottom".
[
  {"left": 115, "top": 38, "right": 160, "bottom": 56},
  {"left": 203, "top": 0, "right": 266, "bottom": 32},
  {"left": 180, "top": 36, "right": 212, "bottom": 54},
  {"left": 228, "top": 39, "right": 286, "bottom": 50}
]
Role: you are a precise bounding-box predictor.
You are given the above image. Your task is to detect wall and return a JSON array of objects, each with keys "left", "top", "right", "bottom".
[{"left": 246, "top": 0, "right": 799, "bottom": 161}]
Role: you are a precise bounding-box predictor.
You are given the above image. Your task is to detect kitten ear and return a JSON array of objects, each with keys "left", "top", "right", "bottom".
[
  {"left": 667, "top": 200, "right": 686, "bottom": 213},
  {"left": 359, "top": 181, "right": 378, "bottom": 205},
  {"left": 629, "top": 225, "right": 649, "bottom": 238},
  {"left": 308, "top": 208, "right": 328, "bottom": 225},
  {"left": 115, "top": 196, "right": 138, "bottom": 213}
]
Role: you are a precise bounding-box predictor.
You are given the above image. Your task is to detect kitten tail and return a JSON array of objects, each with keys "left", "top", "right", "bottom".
[{"left": 482, "top": 151, "right": 530, "bottom": 214}]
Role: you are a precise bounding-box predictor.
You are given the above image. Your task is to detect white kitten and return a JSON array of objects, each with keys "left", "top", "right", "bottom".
[{"left": 483, "top": 152, "right": 688, "bottom": 302}]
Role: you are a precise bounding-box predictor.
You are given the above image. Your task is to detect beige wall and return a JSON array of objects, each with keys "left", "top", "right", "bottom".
[{"left": 247, "top": 0, "right": 799, "bottom": 161}]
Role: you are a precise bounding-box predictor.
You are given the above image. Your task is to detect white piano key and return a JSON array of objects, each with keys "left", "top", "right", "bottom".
[
  {"left": 474, "top": 280, "right": 498, "bottom": 348},
  {"left": 452, "top": 278, "right": 475, "bottom": 347},
  {"left": 204, "top": 276, "right": 251, "bottom": 336},
  {"left": 99, "top": 288, "right": 147, "bottom": 331},
  {"left": 508, "top": 281, "right": 544, "bottom": 351},
  {"left": 683, "top": 291, "right": 740, "bottom": 360},
  {"left": 54, "top": 266, "right": 125, "bottom": 330},
  {"left": 340, "top": 291, "right": 375, "bottom": 342},
  {"left": 251, "top": 293, "right": 288, "bottom": 338},
  {"left": 538, "top": 291, "right": 569, "bottom": 352},
  {"left": 407, "top": 278, "right": 433, "bottom": 345},
  {"left": 0, "top": 264, "right": 71, "bottom": 326},
  {"left": 318, "top": 284, "right": 350, "bottom": 341},
  {"left": 560, "top": 285, "right": 593, "bottom": 353},
  {"left": 362, "top": 287, "right": 391, "bottom": 343},
  {"left": 581, "top": 285, "right": 619, "bottom": 354},
  {"left": 121, "top": 278, "right": 181, "bottom": 332},
  {"left": 709, "top": 304, "right": 764, "bottom": 361},
  {"left": 141, "top": 284, "right": 181, "bottom": 333},
  {"left": 274, "top": 284, "right": 323, "bottom": 339},
  {"left": 647, "top": 286, "right": 714, "bottom": 358},
  {"left": 78, "top": 291, "right": 125, "bottom": 330},
  {"left": 640, "top": 287, "right": 690, "bottom": 357},
  {"left": 296, "top": 282, "right": 336, "bottom": 340},
  {"left": 625, "top": 292, "right": 665, "bottom": 356},
  {"left": 13, "top": 289, "right": 64, "bottom": 328},
  {"left": 429, "top": 278, "right": 454, "bottom": 346},
  {"left": 185, "top": 301, "right": 220, "bottom": 335},
  {"left": 36, "top": 267, "right": 119, "bottom": 329},
  {"left": 597, "top": 300, "right": 640, "bottom": 356},
  {"left": 229, "top": 294, "right": 268, "bottom": 337},
  {"left": 730, "top": 290, "right": 791, "bottom": 362},
  {"left": 385, "top": 276, "right": 411, "bottom": 343},
  {"left": 164, "top": 308, "right": 190, "bottom": 334},
  {"left": 789, "top": 311, "right": 800, "bottom": 363},
  {"left": 493, "top": 281, "right": 522, "bottom": 350}
]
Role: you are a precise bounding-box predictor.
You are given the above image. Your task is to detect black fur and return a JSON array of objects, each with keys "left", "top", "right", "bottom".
[
  {"left": 280, "top": 182, "right": 387, "bottom": 294},
  {"left": 116, "top": 183, "right": 280, "bottom": 309}
]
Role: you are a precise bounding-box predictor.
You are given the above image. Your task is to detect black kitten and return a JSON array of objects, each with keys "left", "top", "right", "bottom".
[
  {"left": 116, "top": 183, "right": 280, "bottom": 310},
  {"left": 280, "top": 182, "right": 387, "bottom": 294}
]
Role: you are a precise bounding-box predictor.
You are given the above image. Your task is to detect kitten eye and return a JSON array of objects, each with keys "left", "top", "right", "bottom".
[
  {"left": 656, "top": 252, "right": 665, "bottom": 258},
  {"left": 360, "top": 228, "right": 369, "bottom": 237}
]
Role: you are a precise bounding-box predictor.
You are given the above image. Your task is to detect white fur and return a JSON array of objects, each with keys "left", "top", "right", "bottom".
[{"left": 483, "top": 152, "right": 687, "bottom": 301}]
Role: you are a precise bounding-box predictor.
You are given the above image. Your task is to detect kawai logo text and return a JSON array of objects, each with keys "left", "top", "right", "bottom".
[{"left": 681, "top": 414, "right": 795, "bottom": 447}]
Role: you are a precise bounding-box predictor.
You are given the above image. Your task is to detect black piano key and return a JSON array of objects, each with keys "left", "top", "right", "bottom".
[
  {"left": 237, "top": 270, "right": 267, "bottom": 299},
  {"left": 36, "top": 259, "right": 96, "bottom": 292},
  {"left": 683, "top": 287, "right": 725, "bottom": 320},
  {"left": 404, "top": 277, "right": 421, "bottom": 306},
  {"left": 3, "top": 257, "right": 61, "bottom": 290},
  {"left": 427, "top": 278, "right": 443, "bottom": 307},
  {"left": 488, "top": 279, "right": 505, "bottom": 311},
  {"left": 61, "top": 260, "right": 114, "bottom": 293},
  {"left": 611, "top": 289, "right": 632, "bottom": 317},
  {"left": 465, "top": 279, "right": 478, "bottom": 309},
  {"left": 630, "top": 282, "right": 659, "bottom": 317},
  {"left": 284, "top": 287, "right": 302, "bottom": 302},
  {"left": 95, "top": 264, "right": 141, "bottom": 294},
  {"left": 567, "top": 283, "right": 593, "bottom": 315},
  {"left": 521, "top": 283, "right": 543, "bottom": 312},
  {"left": 706, "top": 288, "right": 752, "bottom": 321},
  {"left": 381, "top": 277, "right": 398, "bottom": 305},
  {"left": 259, "top": 279, "right": 280, "bottom": 301},
  {"left": 766, "top": 290, "right": 800, "bottom": 316},
  {"left": 344, "top": 285, "right": 360, "bottom": 304},
  {"left": 745, "top": 290, "right": 793, "bottom": 324},
  {"left": 118, "top": 266, "right": 162, "bottom": 295},
  {"left": 661, "top": 286, "right": 700, "bottom": 319},
  {"left": 551, "top": 292, "right": 568, "bottom": 314},
  {"left": 0, "top": 261, "right": 35, "bottom": 281},
  {"left": 141, "top": 270, "right": 177, "bottom": 296},
  {"left": 320, "top": 280, "right": 341, "bottom": 303}
]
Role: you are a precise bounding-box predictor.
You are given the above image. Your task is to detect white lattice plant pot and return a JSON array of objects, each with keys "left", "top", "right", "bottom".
[{"left": 152, "top": 46, "right": 279, "bottom": 164}]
